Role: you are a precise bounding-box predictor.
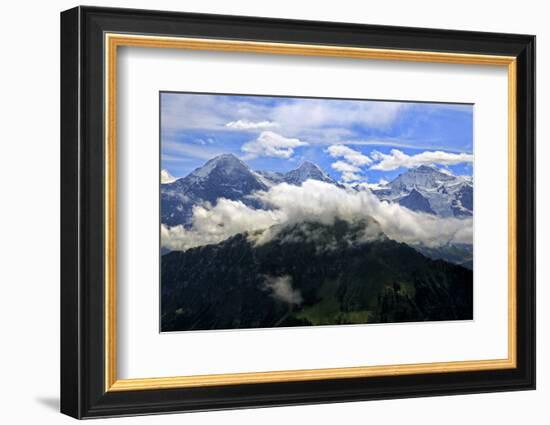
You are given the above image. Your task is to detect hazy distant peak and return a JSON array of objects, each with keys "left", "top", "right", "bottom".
[
  {"left": 284, "top": 160, "right": 334, "bottom": 185},
  {"left": 297, "top": 160, "right": 321, "bottom": 170}
]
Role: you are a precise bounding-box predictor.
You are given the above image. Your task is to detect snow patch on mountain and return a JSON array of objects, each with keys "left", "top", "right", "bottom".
[
  {"left": 372, "top": 165, "right": 473, "bottom": 217},
  {"left": 283, "top": 161, "right": 335, "bottom": 185},
  {"left": 256, "top": 161, "right": 335, "bottom": 186},
  {"left": 161, "top": 156, "right": 472, "bottom": 232},
  {"left": 188, "top": 153, "right": 250, "bottom": 180},
  {"left": 161, "top": 155, "right": 338, "bottom": 227},
  {"left": 161, "top": 169, "right": 177, "bottom": 184}
]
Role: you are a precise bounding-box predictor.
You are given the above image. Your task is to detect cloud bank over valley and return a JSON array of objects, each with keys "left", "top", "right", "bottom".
[{"left": 161, "top": 180, "right": 472, "bottom": 252}]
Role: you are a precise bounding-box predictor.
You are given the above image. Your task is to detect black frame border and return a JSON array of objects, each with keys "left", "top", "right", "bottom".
[{"left": 60, "top": 6, "right": 535, "bottom": 419}]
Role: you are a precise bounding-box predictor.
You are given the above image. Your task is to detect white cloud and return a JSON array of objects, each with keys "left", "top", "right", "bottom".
[
  {"left": 272, "top": 100, "right": 406, "bottom": 135},
  {"left": 327, "top": 144, "right": 372, "bottom": 166},
  {"left": 370, "top": 149, "right": 473, "bottom": 171},
  {"left": 263, "top": 275, "right": 302, "bottom": 305},
  {"left": 342, "top": 139, "right": 468, "bottom": 152},
  {"left": 356, "top": 179, "right": 389, "bottom": 191},
  {"left": 225, "top": 119, "right": 279, "bottom": 130},
  {"left": 161, "top": 198, "right": 283, "bottom": 251},
  {"left": 162, "top": 139, "right": 226, "bottom": 160},
  {"left": 341, "top": 172, "right": 362, "bottom": 182},
  {"left": 161, "top": 180, "right": 472, "bottom": 252},
  {"left": 331, "top": 161, "right": 360, "bottom": 173},
  {"left": 327, "top": 145, "right": 371, "bottom": 182},
  {"left": 331, "top": 161, "right": 362, "bottom": 182},
  {"left": 195, "top": 137, "right": 215, "bottom": 145},
  {"left": 161, "top": 93, "right": 407, "bottom": 143},
  {"left": 241, "top": 131, "right": 308, "bottom": 159},
  {"left": 161, "top": 93, "right": 274, "bottom": 132}
]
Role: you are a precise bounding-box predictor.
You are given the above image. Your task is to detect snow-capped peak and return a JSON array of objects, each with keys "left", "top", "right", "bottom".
[
  {"left": 161, "top": 169, "right": 177, "bottom": 184},
  {"left": 189, "top": 153, "right": 250, "bottom": 180},
  {"left": 388, "top": 165, "right": 456, "bottom": 192},
  {"left": 369, "top": 165, "right": 473, "bottom": 218},
  {"left": 298, "top": 160, "right": 322, "bottom": 171},
  {"left": 284, "top": 161, "right": 334, "bottom": 185}
]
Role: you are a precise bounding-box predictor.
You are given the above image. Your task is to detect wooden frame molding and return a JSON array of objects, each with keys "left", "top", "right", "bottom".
[{"left": 103, "top": 33, "right": 518, "bottom": 392}]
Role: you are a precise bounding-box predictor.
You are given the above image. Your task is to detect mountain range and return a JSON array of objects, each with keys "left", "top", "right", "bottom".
[
  {"left": 161, "top": 219, "right": 473, "bottom": 331},
  {"left": 370, "top": 165, "right": 473, "bottom": 217},
  {"left": 161, "top": 154, "right": 336, "bottom": 226},
  {"left": 160, "top": 154, "right": 474, "bottom": 331},
  {"left": 161, "top": 154, "right": 472, "bottom": 227}
]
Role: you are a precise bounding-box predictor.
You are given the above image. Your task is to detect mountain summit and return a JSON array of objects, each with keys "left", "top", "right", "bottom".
[
  {"left": 187, "top": 153, "right": 251, "bottom": 181},
  {"left": 160, "top": 169, "right": 177, "bottom": 184},
  {"left": 373, "top": 165, "right": 472, "bottom": 217},
  {"left": 389, "top": 165, "right": 456, "bottom": 192},
  {"left": 161, "top": 154, "right": 268, "bottom": 226},
  {"left": 257, "top": 161, "right": 336, "bottom": 186},
  {"left": 282, "top": 161, "right": 335, "bottom": 185},
  {"left": 161, "top": 155, "right": 335, "bottom": 226}
]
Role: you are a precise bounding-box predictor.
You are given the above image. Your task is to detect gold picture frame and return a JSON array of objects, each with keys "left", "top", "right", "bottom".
[
  {"left": 104, "top": 33, "right": 517, "bottom": 392},
  {"left": 61, "top": 6, "right": 534, "bottom": 419}
]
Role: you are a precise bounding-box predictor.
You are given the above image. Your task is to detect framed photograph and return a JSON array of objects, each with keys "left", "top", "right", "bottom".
[{"left": 60, "top": 6, "right": 535, "bottom": 419}]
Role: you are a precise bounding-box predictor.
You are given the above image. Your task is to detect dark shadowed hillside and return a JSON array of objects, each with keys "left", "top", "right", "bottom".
[{"left": 161, "top": 220, "right": 473, "bottom": 332}]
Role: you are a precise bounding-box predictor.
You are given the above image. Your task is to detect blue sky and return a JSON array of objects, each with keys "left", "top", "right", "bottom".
[{"left": 160, "top": 92, "right": 473, "bottom": 184}]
